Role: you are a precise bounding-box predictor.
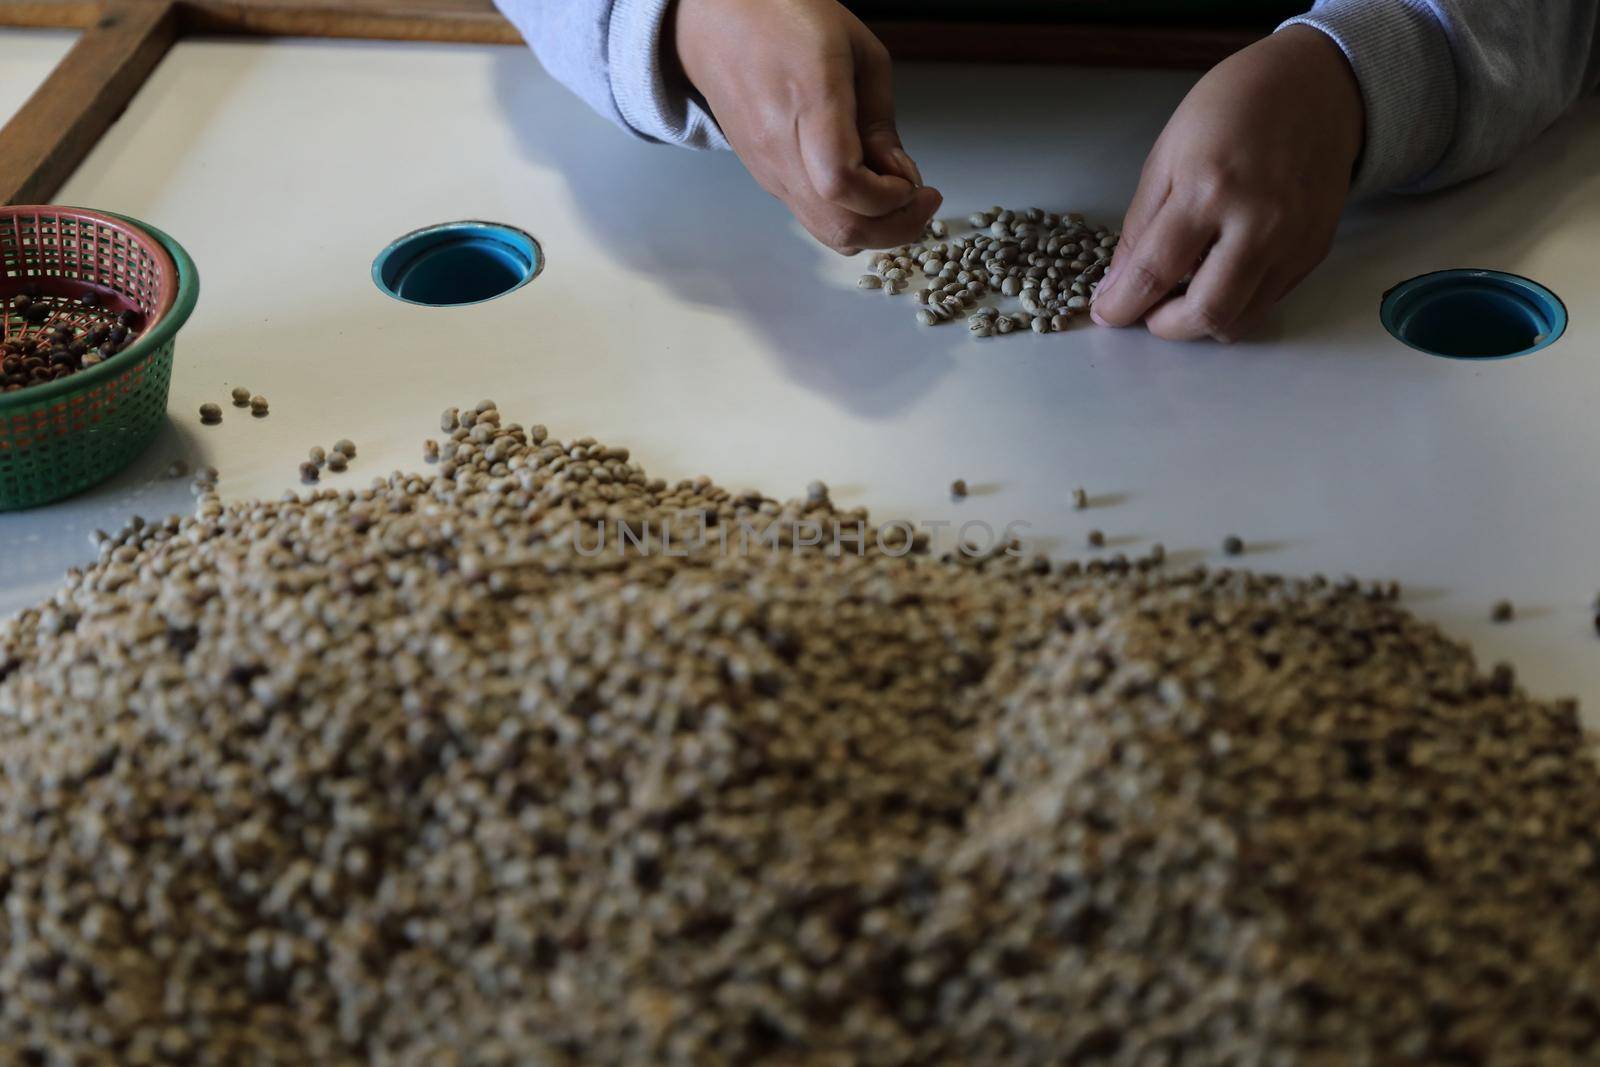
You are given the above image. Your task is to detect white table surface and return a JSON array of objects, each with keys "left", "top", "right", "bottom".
[
  {"left": 3, "top": 35, "right": 1597, "bottom": 714},
  {"left": 0, "top": 29, "right": 74, "bottom": 117}
]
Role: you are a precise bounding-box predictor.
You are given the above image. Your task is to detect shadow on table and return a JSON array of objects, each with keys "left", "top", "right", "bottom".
[
  {"left": 0, "top": 418, "right": 205, "bottom": 614},
  {"left": 488, "top": 51, "right": 958, "bottom": 419}
]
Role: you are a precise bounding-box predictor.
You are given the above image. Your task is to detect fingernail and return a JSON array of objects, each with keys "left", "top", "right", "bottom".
[
  {"left": 1100, "top": 259, "right": 1122, "bottom": 292},
  {"left": 1090, "top": 308, "right": 1110, "bottom": 327},
  {"left": 1092, "top": 275, "right": 1117, "bottom": 310},
  {"left": 893, "top": 148, "right": 923, "bottom": 188}
]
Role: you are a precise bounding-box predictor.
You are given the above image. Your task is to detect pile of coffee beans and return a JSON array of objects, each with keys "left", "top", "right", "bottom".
[
  {"left": 0, "top": 402, "right": 1596, "bottom": 1066},
  {"left": 1, "top": 289, "right": 143, "bottom": 391},
  {"left": 858, "top": 207, "right": 1118, "bottom": 336}
]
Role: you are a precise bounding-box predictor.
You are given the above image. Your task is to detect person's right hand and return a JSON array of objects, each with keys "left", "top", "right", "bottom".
[{"left": 671, "top": 0, "right": 942, "bottom": 254}]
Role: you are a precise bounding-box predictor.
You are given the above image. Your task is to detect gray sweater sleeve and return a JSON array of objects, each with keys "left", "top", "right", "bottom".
[
  {"left": 499, "top": 0, "right": 1600, "bottom": 190},
  {"left": 1281, "top": 0, "right": 1600, "bottom": 194},
  {"left": 493, "top": 0, "right": 728, "bottom": 149}
]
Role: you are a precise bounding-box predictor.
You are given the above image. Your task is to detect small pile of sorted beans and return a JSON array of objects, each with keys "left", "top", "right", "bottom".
[
  {"left": 1, "top": 401, "right": 1597, "bottom": 1067},
  {"left": 300, "top": 439, "right": 356, "bottom": 483},
  {"left": 857, "top": 206, "right": 1118, "bottom": 336},
  {"left": 0, "top": 289, "right": 143, "bottom": 391}
]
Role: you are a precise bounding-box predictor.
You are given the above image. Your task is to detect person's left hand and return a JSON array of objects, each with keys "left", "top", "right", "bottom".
[{"left": 1091, "top": 25, "right": 1365, "bottom": 342}]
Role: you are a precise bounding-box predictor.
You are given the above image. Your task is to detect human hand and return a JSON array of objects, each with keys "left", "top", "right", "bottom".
[
  {"left": 671, "top": 0, "right": 942, "bottom": 253},
  {"left": 1091, "top": 26, "right": 1365, "bottom": 341}
]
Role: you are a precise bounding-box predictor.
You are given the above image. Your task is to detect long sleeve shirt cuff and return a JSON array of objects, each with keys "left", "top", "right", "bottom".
[
  {"left": 608, "top": 0, "right": 729, "bottom": 149},
  {"left": 1278, "top": 1, "right": 1458, "bottom": 195}
]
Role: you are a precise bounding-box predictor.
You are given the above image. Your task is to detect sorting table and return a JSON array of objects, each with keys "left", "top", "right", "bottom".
[
  {"left": 2, "top": 33, "right": 1597, "bottom": 716},
  {"left": 0, "top": 29, "right": 74, "bottom": 117}
]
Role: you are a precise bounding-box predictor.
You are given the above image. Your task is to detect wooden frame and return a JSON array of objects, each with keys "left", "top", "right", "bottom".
[{"left": 0, "top": 0, "right": 1267, "bottom": 205}]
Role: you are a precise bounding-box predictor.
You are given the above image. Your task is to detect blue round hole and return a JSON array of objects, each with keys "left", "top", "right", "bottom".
[
  {"left": 1380, "top": 269, "right": 1566, "bottom": 359},
  {"left": 373, "top": 221, "right": 541, "bottom": 307}
]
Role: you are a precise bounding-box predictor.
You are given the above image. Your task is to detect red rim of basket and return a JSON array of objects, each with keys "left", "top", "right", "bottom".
[{"left": 1, "top": 205, "right": 180, "bottom": 327}]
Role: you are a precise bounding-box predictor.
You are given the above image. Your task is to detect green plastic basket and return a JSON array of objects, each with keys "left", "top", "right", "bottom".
[{"left": 0, "top": 207, "right": 198, "bottom": 511}]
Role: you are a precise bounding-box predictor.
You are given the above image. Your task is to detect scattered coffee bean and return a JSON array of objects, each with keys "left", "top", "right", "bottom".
[
  {"left": 1087, "top": 529, "right": 1105, "bottom": 548},
  {"left": 231, "top": 386, "right": 251, "bottom": 406},
  {"left": 1073, "top": 488, "right": 1088, "bottom": 510},
  {"left": 326, "top": 451, "right": 349, "bottom": 473},
  {"left": 1492, "top": 600, "right": 1514, "bottom": 623},
  {"left": 333, "top": 439, "right": 356, "bottom": 458},
  {"left": 309, "top": 445, "right": 326, "bottom": 467},
  {"left": 249, "top": 395, "right": 269, "bottom": 417},
  {"left": 1223, "top": 535, "right": 1245, "bottom": 556},
  {"left": 950, "top": 479, "right": 968, "bottom": 499},
  {"left": 299, "top": 461, "right": 320, "bottom": 484},
  {"left": 1489, "top": 661, "right": 1516, "bottom": 695},
  {"left": 199, "top": 403, "right": 222, "bottom": 425}
]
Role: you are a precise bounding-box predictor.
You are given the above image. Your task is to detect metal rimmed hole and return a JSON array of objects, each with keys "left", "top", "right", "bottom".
[
  {"left": 1381, "top": 269, "right": 1566, "bottom": 360},
  {"left": 373, "top": 221, "right": 541, "bottom": 307}
]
